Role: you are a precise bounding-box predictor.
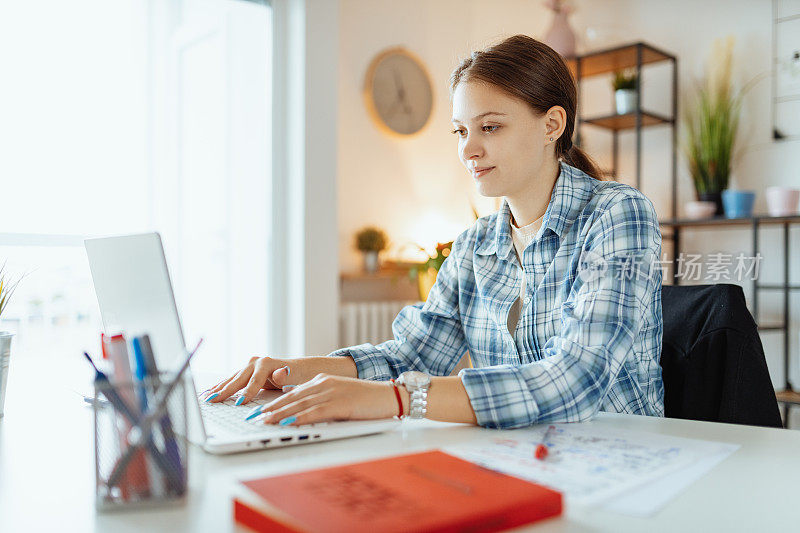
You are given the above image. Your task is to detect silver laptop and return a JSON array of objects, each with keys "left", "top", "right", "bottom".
[{"left": 84, "top": 232, "right": 398, "bottom": 454}]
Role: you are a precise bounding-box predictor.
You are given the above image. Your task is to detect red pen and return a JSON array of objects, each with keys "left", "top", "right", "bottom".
[
  {"left": 101, "top": 333, "right": 108, "bottom": 360},
  {"left": 535, "top": 425, "right": 556, "bottom": 460}
]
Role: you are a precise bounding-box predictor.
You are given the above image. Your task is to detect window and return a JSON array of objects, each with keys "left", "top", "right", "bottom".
[{"left": 0, "top": 0, "right": 272, "bottom": 375}]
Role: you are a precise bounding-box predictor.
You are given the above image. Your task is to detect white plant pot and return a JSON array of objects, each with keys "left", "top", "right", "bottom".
[
  {"left": 363, "top": 251, "right": 379, "bottom": 273},
  {"left": 0, "top": 332, "right": 13, "bottom": 418},
  {"left": 684, "top": 201, "right": 717, "bottom": 220},
  {"left": 765, "top": 186, "right": 800, "bottom": 217},
  {"left": 615, "top": 89, "right": 638, "bottom": 115}
]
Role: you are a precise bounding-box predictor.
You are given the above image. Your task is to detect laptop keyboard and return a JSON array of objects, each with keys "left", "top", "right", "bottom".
[{"left": 198, "top": 394, "right": 328, "bottom": 436}]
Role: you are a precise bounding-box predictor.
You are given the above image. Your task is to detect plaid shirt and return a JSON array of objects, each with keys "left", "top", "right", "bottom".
[{"left": 330, "top": 162, "right": 664, "bottom": 429}]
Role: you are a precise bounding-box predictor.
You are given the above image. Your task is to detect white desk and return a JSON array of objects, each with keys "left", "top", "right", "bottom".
[{"left": 1, "top": 355, "right": 798, "bottom": 532}]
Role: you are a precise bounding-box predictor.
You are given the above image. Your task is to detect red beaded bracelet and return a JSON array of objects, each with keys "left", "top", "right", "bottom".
[{"left": 389, "top": 379, "right": 404, "bottom": 418}]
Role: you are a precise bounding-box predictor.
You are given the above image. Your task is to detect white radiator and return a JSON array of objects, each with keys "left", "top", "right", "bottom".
[{"left": 339, "top": 301, "right": 416, "bottom": 347}]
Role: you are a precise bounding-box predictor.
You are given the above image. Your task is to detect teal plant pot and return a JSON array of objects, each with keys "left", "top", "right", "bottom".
[{"left": 721, "top": 190, "right": 756, "bottom": 218}]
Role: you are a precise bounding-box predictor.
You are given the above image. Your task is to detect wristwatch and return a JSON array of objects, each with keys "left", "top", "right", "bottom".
[{"left": 396, "top": 371, "right": 431, "bottom": 419}]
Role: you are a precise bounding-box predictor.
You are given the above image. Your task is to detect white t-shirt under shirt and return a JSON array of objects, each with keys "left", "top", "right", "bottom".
[{"left": 507, "top": 211, "right": 545, "bottom": 336}]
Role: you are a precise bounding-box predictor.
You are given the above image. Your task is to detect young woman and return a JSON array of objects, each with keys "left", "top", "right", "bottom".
[{"left": 204, "top": 35, "right": 664, "bottom": 429}]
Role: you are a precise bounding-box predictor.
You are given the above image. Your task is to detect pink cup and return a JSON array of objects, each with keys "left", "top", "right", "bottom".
[{"left": 765, "top": 186, "right": 800, "bottom": 217}]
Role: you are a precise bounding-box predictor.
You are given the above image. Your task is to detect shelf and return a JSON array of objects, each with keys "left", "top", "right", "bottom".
[
  {"left": 565, "top": 42, "right": 674, "bottom": 79},
  {"left": 340, "top": 270, "right": 410, "bottom": 281},
  {"left": 581, "top": 111, "right": 673, "bottom": 131},
  {"left": 340, "top": 260, "right": 419, "bottom": 281},
  {"left": 340, "top": 264, "right": 418, "bottom": 303},
  {"left": 776, "top": 390, "right": 800, "bottom": 405},
  {"left": 756, "top": 284, "right": 800, "bottom": 291},
  {"left": 660, "top": 214, "right": 800, "bottom": 228},
  {"left": 757, "top": 324, "right": 786, "bottom": 332}
]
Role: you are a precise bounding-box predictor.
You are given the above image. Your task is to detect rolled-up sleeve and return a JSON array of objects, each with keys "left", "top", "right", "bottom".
[
  {"left": 327, "top": 231, "right": 470, "bottom": 380},
  {"left": 459, "top": 195, "right": 662, "bottom": 428}
]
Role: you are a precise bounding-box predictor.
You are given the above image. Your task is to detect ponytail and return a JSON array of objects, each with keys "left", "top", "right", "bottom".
[{"left": 561, "top": 144, "right": 610, "bottom": 181}]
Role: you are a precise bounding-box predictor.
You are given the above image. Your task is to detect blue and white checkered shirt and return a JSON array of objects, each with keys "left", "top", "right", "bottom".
[{"left": 330, "top": 162, "right": 664, "bottom": 428}]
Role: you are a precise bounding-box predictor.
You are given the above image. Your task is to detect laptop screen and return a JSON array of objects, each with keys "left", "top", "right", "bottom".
[{"left": 85, "top": 232, "right": 187, "bottom": 371}]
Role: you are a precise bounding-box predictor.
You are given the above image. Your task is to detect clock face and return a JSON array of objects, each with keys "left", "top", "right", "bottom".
[{"left": 364, "top": 48, "right": 433, "bottom": 136}]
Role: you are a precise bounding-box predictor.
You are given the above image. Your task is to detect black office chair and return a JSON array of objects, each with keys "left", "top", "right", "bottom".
[{"left": 660, "top": 284, "right": 783, "bottom": 428}]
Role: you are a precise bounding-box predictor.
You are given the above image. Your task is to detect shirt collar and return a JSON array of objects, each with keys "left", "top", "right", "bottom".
[{"left": 476, "top": 161, "right": 590, "bottom": 260}]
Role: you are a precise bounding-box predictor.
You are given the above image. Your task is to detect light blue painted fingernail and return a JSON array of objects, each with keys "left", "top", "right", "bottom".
[
  {"left": 205, "top": 393, "right": 219, "bottom": 402},
  {"left": 278, "top": 416, "right": 296, "bottom": 426},
  {"left": 282, "top": 385, "right": 296, "bottom": 392},
  {"left": 235, "top": 396, "right": 246, "bottom": 406},
  {"left": 283, "top": 365, "right": 291, "bottom": 375},
  {"left": 245, "top": 406, "right": 264, "bottom": 420}
]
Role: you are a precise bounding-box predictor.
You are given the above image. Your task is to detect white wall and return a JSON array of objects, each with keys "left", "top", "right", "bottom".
[
  {"left": 337, "top": 0, "right": 556, "bottom": 271},
  {"left": 335, "top": 0, "right": 800, "bottom": 425}
]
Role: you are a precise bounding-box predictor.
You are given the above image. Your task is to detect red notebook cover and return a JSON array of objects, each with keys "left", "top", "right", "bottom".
[{"left": 233, "top": 450, "right": 562, "bottom": 533}]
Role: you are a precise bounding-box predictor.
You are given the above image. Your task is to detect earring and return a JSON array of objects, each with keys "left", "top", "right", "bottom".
[{"left": 549, "top": 137, "right": 554, "bottom": 142}]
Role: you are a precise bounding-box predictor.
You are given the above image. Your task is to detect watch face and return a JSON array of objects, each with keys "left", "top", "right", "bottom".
[
  {"left": 402, "top": 371, "right": 430, "bottom": 388},
  {"left": 364, "top": 48, "right": 433, "bottom": 136}
]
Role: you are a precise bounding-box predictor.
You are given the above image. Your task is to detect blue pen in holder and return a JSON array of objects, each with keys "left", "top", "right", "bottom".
[{"left": 93, "top": 372, "right": 188, "bottom": 511}]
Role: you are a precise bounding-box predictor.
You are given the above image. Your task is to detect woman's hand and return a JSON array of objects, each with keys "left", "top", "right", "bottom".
[
  {"left": 203, "top": 355, "right": 360, "bottom": 405},
  {"left": 203, "top": 356, "right": 295, "bottom": 405},
  {"left": 251, "top": 374, "right": 402, "bottom": 426}
]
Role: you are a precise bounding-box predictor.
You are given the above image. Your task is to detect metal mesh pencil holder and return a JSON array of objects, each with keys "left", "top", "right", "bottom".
[{"left": 93, "top": 373, "right": 188, "bottom": 511}]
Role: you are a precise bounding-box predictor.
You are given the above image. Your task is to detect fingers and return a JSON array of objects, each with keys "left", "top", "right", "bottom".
[
  {"left": 201, "top": 377, "right": 228, "bottom": 395},
  {"left": 238, "top": 359, "right": 277, "bottom": 405},
  {"left": 259, "top": 378, "right": 319, "bottom": 414},
  {"left": 243, "top": 376, "right": 324, "bottom": 422},
  {"left": 269, "top": 402, "right": 335, "bottom": 426},
  {"left": 269, "top": 365, "right": 292, "bottom": 388},
  {"left": 260, "top": 391, "right": 333, "bottom": 426},
  {"left": 202, "top": 375, "right": 236, "bottom": 400},
  {"left": 210, "top": 366, "right": 254, "bottom": 402}
]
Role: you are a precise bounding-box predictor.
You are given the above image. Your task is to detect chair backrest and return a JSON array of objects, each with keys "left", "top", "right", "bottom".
[{"left": 660, "top": 284, "right": 782, "bottom": 428}]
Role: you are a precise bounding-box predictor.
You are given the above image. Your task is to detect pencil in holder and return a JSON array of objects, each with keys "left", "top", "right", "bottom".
[{"left": 93, "top": 372, "right": 188, "bottom": 511}]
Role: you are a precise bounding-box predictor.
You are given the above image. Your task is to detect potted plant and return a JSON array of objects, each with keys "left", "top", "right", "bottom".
[
  {"left": 354, "top": 226, "right": 389, "bottom": 274},
  {"left": 408, "top": 204, "right": 480, "bottom": 301},
  {"left": 682, "top": 36, "right": 750, "bottom": 216},
  {"left": 411, "top": 241, "right": 453, "bottom": 301},
  {"left": 0, "top": 263, "right": 21, "bottom": 418},
  {"left": 612, "top": 70, "right": 638, "bottom": 114}
]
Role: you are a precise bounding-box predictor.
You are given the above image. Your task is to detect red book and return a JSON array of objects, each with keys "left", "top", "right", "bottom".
[{"left": 233, "top": 450, "right": 562, "bottom": 533}]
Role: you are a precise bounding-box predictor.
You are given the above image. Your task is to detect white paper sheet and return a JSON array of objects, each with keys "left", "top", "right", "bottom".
[
  {"left": 444, "top": 423, "right": 739, "bottom": 512},
  {"left": 603, "top": 442, "right": 738, "bottom": 516}
]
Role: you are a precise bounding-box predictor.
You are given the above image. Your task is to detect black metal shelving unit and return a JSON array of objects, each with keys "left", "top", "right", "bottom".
[
  {"left": 661, "top": 215, "right": 800, "bottom": 426},
  {"left": 566, "top": 41, "right": 678, "bottom": 219},
  {"left": 567, "top": 42, "right": 798, "bottom": 427}
]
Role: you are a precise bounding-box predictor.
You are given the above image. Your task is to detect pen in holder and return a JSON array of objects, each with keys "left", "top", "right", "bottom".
[{"left": 93, "top": 372, "right": 188, "bottom": 511}]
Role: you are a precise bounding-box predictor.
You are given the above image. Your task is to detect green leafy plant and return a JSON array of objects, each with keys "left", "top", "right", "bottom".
[
  {"left": 410, "top": 203, "right": 480, "bottom": 278},
  {"left": 406, "top": 204, "right": 481, "bottom": 301},
  {"left": 0, "top": 262, "right": 22, "bottom": 319},
  {"left": 409, "top": 241, "right": 454, "bottom": 302},
  {"left": 354, "top": 227, "right": 388, "bottom": 253},
  {"left": 411, "top": 241, "right": 453, "bottom": 277},
  {"left": 682, "top": 36, "right": 755, "bottom": 195},
  {"left": 612, "top": 70, "right": 638, "bottom": 91}
]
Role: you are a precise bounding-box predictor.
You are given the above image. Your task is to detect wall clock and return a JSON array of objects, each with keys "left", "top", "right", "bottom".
[{"left": 364, "top": 47, "right": 434, "bottom": 136}]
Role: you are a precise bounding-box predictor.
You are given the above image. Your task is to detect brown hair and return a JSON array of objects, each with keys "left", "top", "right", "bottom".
[{"left": 450, "top": 34, "right": 606, "bottom": 180}]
